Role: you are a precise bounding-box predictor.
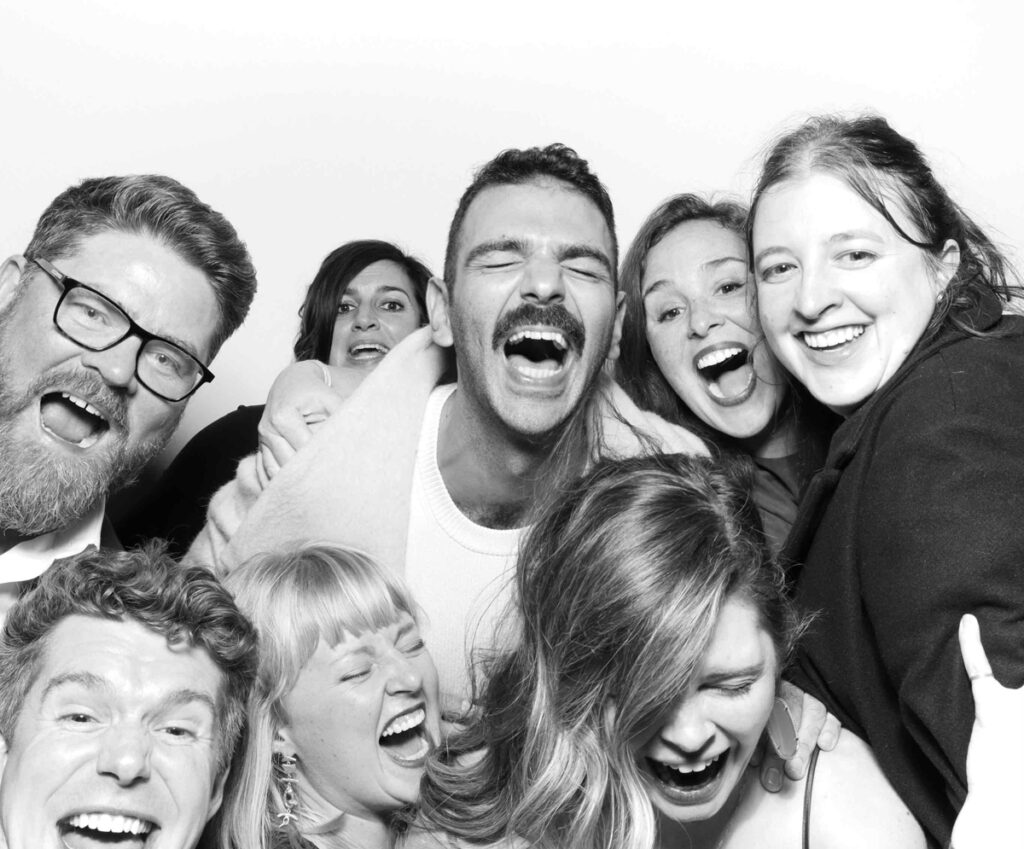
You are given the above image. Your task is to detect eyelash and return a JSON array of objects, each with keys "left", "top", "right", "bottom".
[{"left": 717, "top": 681, "right": 754, "bottom": 697}]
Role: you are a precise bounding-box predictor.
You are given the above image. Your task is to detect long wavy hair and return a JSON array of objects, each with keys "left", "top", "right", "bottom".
[
  {"left": 219, "top": 543, "right": 419, "bottom": 849},
  {"left": 748, "top": 114, "right": 1023, "bottom": 341},
  {"left": 417, "top": 453, "right": 803, "bottom": 849}
]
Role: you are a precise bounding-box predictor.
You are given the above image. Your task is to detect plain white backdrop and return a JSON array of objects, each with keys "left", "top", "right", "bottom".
[{"left": 2, "top": 0, "right": 1020, "bottom": 466}]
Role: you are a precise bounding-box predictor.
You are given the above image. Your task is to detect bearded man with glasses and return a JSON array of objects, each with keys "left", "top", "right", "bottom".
[{"left": 0, "top": 175, "right": 256, "bottom": 615}]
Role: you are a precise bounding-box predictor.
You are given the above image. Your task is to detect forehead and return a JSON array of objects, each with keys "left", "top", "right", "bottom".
[
  {"left": 343, "top": 260, "right": 415, "bottom": 297},
  {"left": 51, "top": 229, "right": 221, "bottom": 359},
  {"left": 702, "top": 596, "right": 777, "bottom": 671},
  {"left": 644, "top": 221, "right": 747, "bottom": 283},
  {"left": 457, "top": 180, "right": 613, "bottom": 266},
  {"left": 754, "top": 172, "right": 911, "bottom": 242},
  {"left": 26, "top": 615, "right": 224, "bottom": 711}
]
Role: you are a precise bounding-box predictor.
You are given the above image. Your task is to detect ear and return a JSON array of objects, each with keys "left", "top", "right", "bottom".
[
  {"left": 935, "top": 238, "right": 961, "bottom": 292},
  {"left": 206, "top": 762, "right": 230, "bottom": 822},
  {"left": 426, "top": 276, "right": 454, "bottom": 348},
  {"left": 272, "top": 726, "right": 296, "bottom": 757},
  {"left": 606, "top": 291, "right": 627, "bottom": 365},
  {"left": 0, "top": 256, "right": 28, "bottom": 313}
]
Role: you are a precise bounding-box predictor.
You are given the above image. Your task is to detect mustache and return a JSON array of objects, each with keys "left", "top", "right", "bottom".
[
  {"left": 23, "top": 367, "right": 130, "bottom": 432},
  {"left": 491, "top": 303, "right": 585, "bottom": 353}
]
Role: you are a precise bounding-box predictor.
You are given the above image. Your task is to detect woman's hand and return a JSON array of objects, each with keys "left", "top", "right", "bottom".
[
  {"left": 758, "top": 680, "right": 842, "bottom": 791},
  {"left": 951, "top": 613, "right": 1024, "bottom": 848},
  {"left": 256, "top": 361, "right": 349, "bottom": 484}
]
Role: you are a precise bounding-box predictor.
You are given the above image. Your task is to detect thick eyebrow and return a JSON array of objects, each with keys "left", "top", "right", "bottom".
[
  {"left": 702, "top": 662, "right": 766, "bottom": 685},
  {"left": 557, "top": 244, "right": 613, "bottom": 275},
  {"left": 463, "top": 239, "right": 528, "bottom": 268},
  {"left": 151, "top": 688, "right": 218, "bottom": 718},
  {"left": 701, "top": 255, "right": 747, "bottom": 271},
  {"left": 642, "top": 279, "right": 672, "bottom": 300},
  {"left": 40, "top": 671, "right": 110, "bottom": 703},
  {"left": 40, "top": 674, "right": 216, "bottom": 716},
  {"left": 753, "top": 246, "right": 788, "bottom": 268}
]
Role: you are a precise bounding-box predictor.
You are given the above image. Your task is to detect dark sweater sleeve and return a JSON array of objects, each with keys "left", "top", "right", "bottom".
[
  {"left": 856, "top": 344, "right": 1024, "bottom": 808},
  {"left": 115, "top": 405, "right": 264, "bottom": 557}
]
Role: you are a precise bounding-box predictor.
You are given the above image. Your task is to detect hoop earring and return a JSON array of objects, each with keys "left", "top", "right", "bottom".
[{"left": 273, "top": 752, "right": 300, "bottom": 827}]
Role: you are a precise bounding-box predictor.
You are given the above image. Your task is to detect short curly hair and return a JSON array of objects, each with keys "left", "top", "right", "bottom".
[
  {"left": 0, "top": 543, "right": 258, "bottom": 775},
  {"left": 443, "top": 143, "right": 617, "bottom": 288}
]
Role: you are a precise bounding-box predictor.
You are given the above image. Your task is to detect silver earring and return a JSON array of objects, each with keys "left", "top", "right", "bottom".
[
  {"left": 274, "top": 752, "right": 299, "bottom": 826},
  {"left": 936, "top": 290, "right": 947, "bottom": 304}
]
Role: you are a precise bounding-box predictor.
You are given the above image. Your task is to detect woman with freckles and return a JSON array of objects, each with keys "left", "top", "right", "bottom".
[
  {"left": 219, "top": 543, "right": 442, "bottom": 849},
  {"left": 617, "top": 195, "right": 837, "bottom": 553},
  {"left": 748, "top": 114, "right": 1024, "bottom": 847}
]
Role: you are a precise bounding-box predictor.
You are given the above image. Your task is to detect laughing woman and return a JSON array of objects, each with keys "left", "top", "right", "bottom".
[
  {"left": 617, "top": 195, "right": 836, "bottom": 552},
  {"left": 221, "top": 543, "right": 442, "bottom": 849},
  {"left": 749, "top": 114, "right": 1024, "bottom": 847}
]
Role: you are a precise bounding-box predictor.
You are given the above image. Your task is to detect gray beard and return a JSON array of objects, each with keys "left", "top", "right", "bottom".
[{"left": 0, "top": 367, "right": 176, "bottom": 539}]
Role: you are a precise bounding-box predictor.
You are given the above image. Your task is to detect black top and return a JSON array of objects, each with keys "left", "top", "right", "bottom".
[
  {"left": 115, "top": 404, "right": 264, "bottom": 558},
  {"left": 785, "top": 292, "right": 1024, "bottom": 848}
]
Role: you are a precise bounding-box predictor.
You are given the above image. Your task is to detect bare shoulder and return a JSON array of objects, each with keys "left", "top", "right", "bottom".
[
  {"left": 402, "top": 829, "right": 524, "bottom": 849},
  {"left": 808, "top": 733, "right": 926, "bottom": 849}
]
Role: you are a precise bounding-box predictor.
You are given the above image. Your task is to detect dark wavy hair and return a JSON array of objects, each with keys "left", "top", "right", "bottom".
[
  {"left": 443, "top": 143, "right": 617, "bottom": 288},
  {"left": 26, "top": 175, "right": 257, "bottom": 355},
  {"left": 748, "top": 114, "right": 1022, "bottom": 341},
  {"left": 293, "top": 239, "right": 432, "bottom": 363},
  {"left": 0, "top": 543, "right": 258, "bottom": 775},
  {"left": 418, "top": 453, "right": 803, "bottom": 849}
]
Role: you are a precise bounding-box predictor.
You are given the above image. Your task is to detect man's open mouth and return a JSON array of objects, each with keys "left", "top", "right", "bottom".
[
  {"left": 503, "top": 329, "right": 571, "bottom": 378},
  {"left": 348, "top": 342, "right": 390, "bottom": 362},
  {"left": 379, "top": 705, "right": 431, "bottom": 767},
  {"left": 58, "top": 812, "right": 156, "bottom": 849},
  {"left": 40, "top": 391, "right": 111, "bottom": 448},
  {"left": 694, "top": 344, "right": 756, "bottom": 406},
  {"left": 646, "top": 750, "right": 728, "bottom": 801}
]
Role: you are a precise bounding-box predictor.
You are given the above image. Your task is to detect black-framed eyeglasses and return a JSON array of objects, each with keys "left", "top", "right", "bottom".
[{"left": 28, "top": 256, "right": 215, "bottom": 402}]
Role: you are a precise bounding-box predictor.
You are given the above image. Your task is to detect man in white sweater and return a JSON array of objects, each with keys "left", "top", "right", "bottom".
[{"left": 190, "top": 144, "right": 705, "bottom": 710}]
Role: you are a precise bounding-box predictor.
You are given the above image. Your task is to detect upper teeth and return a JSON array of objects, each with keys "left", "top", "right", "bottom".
[
  {"left": 667, "top": 752, "right": 723, "bottom": 774},
  {"left": 352, "top": 344, "right": 388, "bottom": 354},
  {"left": 802, "top": 326, "right": 864, "bottom": 349},
  {"left": 382, "top": 707, "right": 425, "bottom": 737},
  {"left": 61, "top": 392, "right": 103, "bottom": 419},
  {"left": 697, "top": 347, "right": 744, "bottom": 370},
  {"left": 507, "top": 329, "right": 568, "bottom": 350},
  {"left": 66, "top": 813, "right": 152, "bottom": 834}
]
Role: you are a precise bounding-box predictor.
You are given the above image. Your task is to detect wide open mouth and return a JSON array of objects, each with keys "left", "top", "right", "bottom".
[
  {"left": 348, "top": 342, "right": 390, "bottom": 362},
  {"left": 800, "top": 325, "right": 865, "bottom": 351},
  {"left": 503, "top": 329, "right": 570, "bottom": 377},
  {"left": 694, "top": 345, "right": 755, "bottom": 406},
  {"left": 646, "top": 750, "right": 727, "bottom": 799},
  {"left": 40, "top": 391, "right": 110, "bottom": 448},
  {"left": 58, "top": 812, "right": 156, "bottom": 849},
  {"left": 379, "top": 705, "right": 431, "bottom": 766}
]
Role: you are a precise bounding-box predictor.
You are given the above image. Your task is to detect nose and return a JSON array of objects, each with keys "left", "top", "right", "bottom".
[
  {"left": 687, "top": 298, "right": 725, "bottom": 339},
  {"left": 353, "top": 302, "right": 379, "bottom": 331},
  {"left": 660, "top": 698, "right": 715, "bottom": 754},
  {"left": 519, "top": 257, "right": 566, "bottom": 305},
  {"left": 793, "top": 264, "right": 841, "bottom": 321},
  {"left": 96, "top": 724, "right": 152, "bottom": 786},
  {"left": 384, "top": 652, "right": 424, "bottom": 696},
  {"left": 79, "top": 338, "right": 141, "bottom": 392}
]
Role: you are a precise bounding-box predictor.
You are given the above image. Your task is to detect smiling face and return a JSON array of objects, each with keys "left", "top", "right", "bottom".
[
  {"left": 0, "top": 615, "right": 227, "bottom": 849},
  {"left": 637, "top": 596, "right": 776, "bottom": 827},
  {"left": 752, "top": 172, "right": 951, "bottom": 416},
  {"left": 0, "top": 229, "right": 219, "bottom": 537},
  {"left": 434, "top": 179, "right": 620, "bottom": 439},
  {"left": 327, "top": 261, "right": 424, "bottom": 372},
  {"left": 275, "top": 614, "right": 442, "bottom": 824},
  {"left": 642, "top": 221, "right": 785, "bottom": 446}
]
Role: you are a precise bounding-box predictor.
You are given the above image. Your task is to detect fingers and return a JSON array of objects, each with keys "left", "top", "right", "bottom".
[
  {"left": 784, "top": 692, "right": 828, "bottom": 780},
  {"left": 959, "top": 614, "right": 994, "bottom": 682},
  {"left": 818, "top": 712, "right": 842, "bottom": 751},
  {"left": 758, "top": 748, "right": 785, "bottom": 793}
]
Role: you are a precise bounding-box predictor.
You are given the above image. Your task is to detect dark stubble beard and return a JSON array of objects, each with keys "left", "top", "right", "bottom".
[{"left": 0, "top": 359, "right": 179, "bottom": 539}]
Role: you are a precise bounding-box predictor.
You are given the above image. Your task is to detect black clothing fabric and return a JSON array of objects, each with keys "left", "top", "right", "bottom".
[
  {"left": 785, "top": 293, "right": 1024, "bottom": 848},
  {"left": 115, "top": 404, "right": 263, "bottom": 558}
]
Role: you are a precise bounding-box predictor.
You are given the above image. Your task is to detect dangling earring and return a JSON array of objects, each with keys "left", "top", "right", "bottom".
[{"left": 273, "top": 752, "right": 300, "bottom": 826}]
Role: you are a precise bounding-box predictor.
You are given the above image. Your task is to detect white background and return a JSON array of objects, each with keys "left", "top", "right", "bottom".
[{"left": 2, "top": 0, "right": 1020, "bottom": 467}]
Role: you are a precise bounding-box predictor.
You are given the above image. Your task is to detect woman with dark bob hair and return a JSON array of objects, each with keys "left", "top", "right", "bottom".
[
  {"left": 116, "top": 239, "right": 432, "bottom": 556},
  {"left": 617, "top": 194, "right": 836, "bottom": 552},
  {"left": 749, "top": 114, "right": 1024, "bottom": 847},
  {"left": 411, "top": 453, "right": 929, "bottom": 849}
]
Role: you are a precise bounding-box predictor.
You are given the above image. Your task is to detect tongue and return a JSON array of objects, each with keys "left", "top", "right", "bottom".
[
  {"left": 40, "top": 397, "right": 101, "bottom": 444},
  {"left": 61, "top": 828, "right": 145, "bottom": 849},
  {"left": 509, "top": 353, "right": 559, "bottom": 373},
  {"left": 712, "top": 362, "right": 752, "bottom": 399},
  {"left": 381, "top": 729, "right": 427, "bottom": 760}
]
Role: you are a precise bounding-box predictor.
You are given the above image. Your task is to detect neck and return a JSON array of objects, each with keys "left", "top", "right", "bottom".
[
  {"left": 655, "top": 769, "right": 751, "bottom": 849},
  {"left": 302, "top": 816, "right": 390, "bottom": 849},
  {"left": 437, "top": 387, "right": 585, "bottom": 529},
  {"left": 737, "top": 406, "right": 801, "bottom": 460},
  {"left": 0, "top": 528, "right": 37, "bottom": 556}
]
